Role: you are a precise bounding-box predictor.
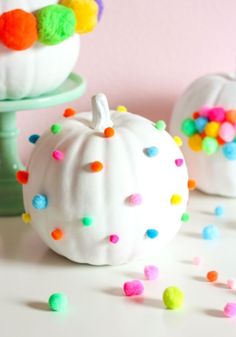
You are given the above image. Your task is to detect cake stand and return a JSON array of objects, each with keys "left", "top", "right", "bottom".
[{"left": 0, "top": 73, "right": 86, "bottom": 216}]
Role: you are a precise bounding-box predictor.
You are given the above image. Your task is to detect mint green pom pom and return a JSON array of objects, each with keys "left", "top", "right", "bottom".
[
  {"left": 163, "top": 286, "right": 184, "bottom": 310},
  {"left": 48, "top": 293, "right": 68, "bottom": 312},
  {"left": 181, "top": 212, "right": 190, "bottom": 222},
  {"left": 181, "top": 118, "right": 197, "bottom": 136},
  {"left": 155, "top": 120, "right": 166, "bottom": 131},
  {"left": 202, "top": 137, "right": 218, "bottom": 155},
  {"left": 82, "top": 216, "right": 93, "bottom": 226},
  {"left": 37, "top": 4, "right": 76, "bottom": 45}
]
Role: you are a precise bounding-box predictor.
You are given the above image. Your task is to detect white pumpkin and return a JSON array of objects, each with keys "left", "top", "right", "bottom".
[
  {"left": 170, "top": 73, "right": 236, "bottom": 197},
  {"left": 0, "top": 0, "right": 79, "bottom": 99},
  {"left": 22, "top": 93, "right": 188, "bottom": 265}
]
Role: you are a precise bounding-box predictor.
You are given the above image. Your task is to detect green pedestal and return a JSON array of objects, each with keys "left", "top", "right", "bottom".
[{"left": 0, "top": 73, "right": 86, "bottom": 216}]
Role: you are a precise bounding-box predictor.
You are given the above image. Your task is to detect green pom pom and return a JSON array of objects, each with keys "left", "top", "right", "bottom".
[
  {"left": 82, "top": 216, "right": 93, "bottom": 226},
  {"left": 163, "top": 286, "right": 184, "bottom": 310},
  {"left": 181, "top": 212, "right": 190, "bottom": 222},
  {"left": 51, "top": 123, "right": 62, "bottom": 134},
  {"left": 37, "top": 4, "right": 76, "bottom": 45},
  {"left": 155, "top": 120, "right": 166, "bottom": 131},
  {"left": 181, "top": 118, "right": 197, "bottom": 137},
  {"left": 48, "top": 293, "right": 68, "bottom": 312},
  {"left": 202, "top": 137, "right": 218, "bottom": 155}
]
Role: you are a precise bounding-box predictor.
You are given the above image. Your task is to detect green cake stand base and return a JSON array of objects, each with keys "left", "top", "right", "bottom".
[{"left": 0, "top": 73, "right": 86, "bottom": 217}]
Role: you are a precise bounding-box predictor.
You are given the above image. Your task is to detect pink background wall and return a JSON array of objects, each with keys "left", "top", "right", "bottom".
[{"left": 18, "top": 0, "right": 236, "bottom": 163}]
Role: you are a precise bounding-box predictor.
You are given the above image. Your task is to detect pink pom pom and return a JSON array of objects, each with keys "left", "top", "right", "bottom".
[
  {"left": 208, "top": 107, "right": 226, "bottom": 122},
  {"left": 227, "top": 279, "right": 236, "bottom": 290},
  {"left": 224, "top": 303, "right": 236, "bottom": 317},
  {"left": 123, "top": 280, "right": 144, "bottom": 296},
  {"left": 144, "top": 265, "right": 159, "bottom": 280},
  {"left": 193, "top": 256, "right": 204, "bottom": 266},
  {"left": 109, "top": 234, "right": 119, "bottom": 244},
  {"left": 175, "top": 158, "right": 184, "bottom": 167},
  {"left": 199, "top": 106, "right": 210, "bottom": 117},
  {"left": 52, "top": 150, "right": 64, "bottom": 161},
  {"left": 128, "top": 193, "right": 143, "bottom": 206},
  {"left": 219, "top": 122, "right": 235, "bottom": 142}
]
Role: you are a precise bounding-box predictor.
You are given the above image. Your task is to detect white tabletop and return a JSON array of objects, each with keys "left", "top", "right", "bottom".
[{"left": 0, "top": 191, "right": 236, "bottom": 337}]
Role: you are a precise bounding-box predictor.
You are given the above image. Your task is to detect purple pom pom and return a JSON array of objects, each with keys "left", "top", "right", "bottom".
[{"left": 95, "top": 0, "right": 104, "bottom": 21}]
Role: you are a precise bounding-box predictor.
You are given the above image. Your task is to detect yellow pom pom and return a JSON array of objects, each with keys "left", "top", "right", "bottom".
[
  {"left": 60, "top": 0, "right": 98, "bottom": 34},
  {"left": 171, "top": 194, "right": 182, "bottom": 205},
  {"left": 188, "top": 134, "right": 202, "bottom": 151},
  {"left": 22, "top": 213, "right": 31, "bottom": 224},
  {"left": 173, "top": 136, "right": 183, "bottom": 147},
  {"left": 116, "top": 105, "right": 127, "bottom": 112},
  {"left": 204, "top": 122, "right": 220, "bottom": 138}
]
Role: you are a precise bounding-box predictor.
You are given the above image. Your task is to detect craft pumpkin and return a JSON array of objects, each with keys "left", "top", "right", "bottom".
[
  {"left": 21, "top": 94, "right": 188, "bottom": 265},
  {"left": 0, "top": 0, "right": 101, "bottom": 100},
  {"left": 170, "top": 73, "right": 236, "bottom": 197}
]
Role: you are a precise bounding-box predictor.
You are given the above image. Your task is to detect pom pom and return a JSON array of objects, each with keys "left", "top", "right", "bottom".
[
  {"left": 32, "top": 194, "right": 48, "bottom": 210},
  {"left": 171, "top": 194, "right": 182, "bottom": 205},
  {"left": 202, "top": 137, "right": 218, "bottom": 155},
  {"left": 52, "top": 150, "right": 64, "bottom": 161},
  {"left": 181, "top": 212, "right": 190, "bottom": 222},
  {"left": 173, "top": 136, "right": 183, "bottom": 147},
  {"left": 95, "top": 0, "right": 104, "bottom": 21},
  {"left": 181, "top": 118, "right": 197, "bottom": 136},
  {"left": 193, "top": 256, "right": 204, "bottom": 266},
  {"left": 51, "top": 123, "right": 62, "bottom": 134},
  {"left": 63, "top": 108, "right": 76, "bottom": 117},
  {"left": 144, "top": 146, "right": 159, "bottom": 157},
  {"left": 36, "top": 4, "right": 76, "bottom": 45},
  {"left": 188, "top": 134, "right": 202, "bottom": 151},
  {"left": 16, "top": 170, "right": 29, "bottom": 185},
  {"left": 0, "top": 9, "right": 38, "bottom": 51},
  {"left": 222, "top": 142, "right": 236, "bottom": 160},
  {"left": 48, "top": 293, "right": 68, "bottom": 312},
  {"left": 109, "top": 234, "right": 119, "bottom": 244},
  {"left": 155, "top": 120, "right": 166, "bottom": 131},
  {"left": 192, "top": 111, "right": 200, "bottom": 119},
  {"left": 128, "top": 193, "right": 142, "bottom": 206},
  {"left": 51, "top": 228, "right": 64, "bottom": 240},
  {"left": 82, "top": 216, "right": 93, "bottom": 226},
  {"left": 224, "top": 303, "right": 236, "bottom": 318},
  {"left": 206, "top": 270, "right": 218, "bottom": 282},
  {"left": 104, "top": 127, "right": 115, "bottom": 138},
  {"left": 162, "top": 286, "right": 184, "bottom": 310},
  {"left": 22, "top": 213, "right": 31, "bottom": 224},
  {"left": 204, "top": 121, "right": 220, "bottom": 138},
  {"left": 214, "top": 206, "right": 224, "bottom": 217},
  {"left": 226, "top": 110, "right": 236, "bottom": 124},
  {"left": 227, "top": 279, "right": 236, "bottom": 290},
  {"left": 202, "top": 225, "right": 219, "bottom": 240},
  {"left": 60, "top": 0, "right": 98, "bottom": 34},
  {"left": 116, "top": 105, "right": 127, "bottom": 112},
  {"left": 175, "top": 158, "right": 184, "bottom": 167},
  {"left": 207, "top": 107, "right": 225, "bottom": 122},
  {"left": 146, "top": 229, "right": 159, "bottom": 239},
  {"left": 90, "top": 161, "right": 103, "bottom": 172},
  {"left": 123, "top": 280, "right": 144, "bottom": 296},
  {"left": 188, "top": 179, "right": 196, "bottom": 190},
  {"left": 199, "top": 106, "right": 210, "bottom": 117},
  {"left": 195, "top": 117, "right": 208, "bottom": 133},
  {"left": 29, "top": 134, "right": 40, "bottom": 144},
  {"left": 219, "top": 122, "right": 235, "bottom": 142},
  {"left": 144, "top": 265, "right": 159, "bottom": 280}
]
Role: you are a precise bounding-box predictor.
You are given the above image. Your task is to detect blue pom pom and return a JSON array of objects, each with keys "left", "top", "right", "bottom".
[
  {"left": 146, "top": 229, "right": 159, "bottom": 239},
  {"left": 202, "top": 225, "right": 219, "bottom": 240},
  {"left": 29, "top": 134, "right": 40, "bottom": 144},
  {"left": 222, "top": 142, "right": 236, "bottom": 160},
  {"left": 145, "top": 146, "right": 159, "bottom": 157},
  {"left": 32, "top": 194, "right": 48, "bottom": 210},
  {"left": 195, "top": 117, "right": 208, "bottom": 133},
  {"left": 214, "top": 206, "right": 224, "bottom": 217}
]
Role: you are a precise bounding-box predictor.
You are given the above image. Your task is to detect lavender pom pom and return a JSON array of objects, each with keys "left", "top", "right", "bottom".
[{"left": 95, "top": 0, "right": 104, "bottom": 21}]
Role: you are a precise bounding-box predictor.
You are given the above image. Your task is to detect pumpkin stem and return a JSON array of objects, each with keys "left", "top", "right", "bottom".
[{"left": 91, "top": 93, "right": 113, "bottom": 131}]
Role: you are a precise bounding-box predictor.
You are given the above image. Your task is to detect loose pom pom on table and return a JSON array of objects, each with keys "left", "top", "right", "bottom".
[
  {"left": 144, "top": 265, "right": 159, "bottom": 280},
  {"left": 0, "top": 9, "right": 38, "bottom": 51},
  {"left": 128, "top": 193, "right": 143, "bottom": 206},
  {"left": 48, "top": 293, "right": 68, "bottom": 312},
  {"left": 171, "top": 194, "right": 182, "bottom": 205},
  {"left": 162, "top": 286, "right": 184, "bottom": 310},
  {"left": 206, "top": 270, "right": 218, "bottom": 282},
  {"left": 173, "top": 136, "right": 183, "bottom": 146},
  {"left": 51, "top": 228, "right": 64, "bottom": 240},
  {"left": 181, "top": 212, "right": 190, "bottom": 222},
  {"left": 116, "top": 105, "right": 127, "bottom": 112},
  {"left": 52, "top": 150, "right": 65, "bottom": 161},
  {"left": 202, "top": 225, "right": 219, "bottom": 240},
  {"left": 207, "top": 107, "right": 225, "bottom": 122},
  {"left": 22, "top": 213, "right": 31, "bottom": 224},
  {"left": 188, "top": 179, "right": 196, "bottom": 190},
  {"left": 227, "top": 279, "right": 236, "bottom": 290},
  {"left": 222, "top": 142, "right": 236, "bottom": 160},
  {"left": 32, "top": 194, "right": 48, "bottom": 210},
  {"left": 36, "top": 4, "right": 76, "bottom": 45},
  {"left": 109, "top": 234, "right": 119, "bottom": 244},
  {"left": 29, "top": 134, "right": 40, "bottom": 144},
  {"left": 145, "top": 146, "right": 159, "bottom": 157},
  {"left": 16, "top": 170, "right": 29, "bottom": 185},
  {"left": 104, "top": 127, "right": 115, "bottom": 138},
  {"left": 146, "top": 229, "right": 159, "bottom": 239},
  {"left": 175, "top": 158, "right": 184, "bottom": 167},
  {"left": 51, "top": 123, "right": 62, "bottom": 134},
  {"left": 155, "top": 120, "right": 166, "bottom": 131},
  {"left": 219, "top": 122, "right": 235, "bottom": 142},
  {"left": 63, "top": 108, "right": 76, "bottom": 118},
  {"left": 224, "top": 303, "right": 236, "bottom": 318},
  {"left": 214, "top": 206, "right": 224, "bottom": 217},
  {"left": 123, "top": 280, "right": 144, "bottom": 296},
  {"left": 60, "top": 0, "right": 98, "bottom": 34},
  {"left": 193, "top": 256, "right": 204, "bottom": 266},
  {"left": 82, "top": 216, "right": 93, "bottom": 226},
  {"left": 90, "top": 161, "right": 103, "bottom": 172}
]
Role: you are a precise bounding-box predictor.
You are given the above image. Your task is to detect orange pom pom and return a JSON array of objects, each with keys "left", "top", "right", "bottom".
[
  {"left": 90, "top": 161, "right": 103, "bottom": 172},
  {"left": 217, "top": 136, "right": 225, "bottom": 145},
  {"left": 207, "top": 270, "right": 218, "bottom": 282},
  {"left": 51, "top": 228, "right": 64, "bottom": 240},
  {"left": 226, "top": 110, "right": 236, "bottom": 124},
  {"left": 16, "top": 170, "right": 29, "bottom": 184},
  {"left": 104, "top": 127, "right": 115, "bottom": 138},
  {"left": 63, "top": 108, "right": 76, "bottom": 118},
  {"left": 188, "top": 179, "right": 197, "bottom": 190},
  {"left": 0, "top": 9, "right": 38, "bottom": 51}
]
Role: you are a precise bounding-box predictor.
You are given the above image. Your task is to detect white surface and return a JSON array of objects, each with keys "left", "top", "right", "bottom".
[{"left": 0, "top": 190, "right": 236, "bottom": 337}]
